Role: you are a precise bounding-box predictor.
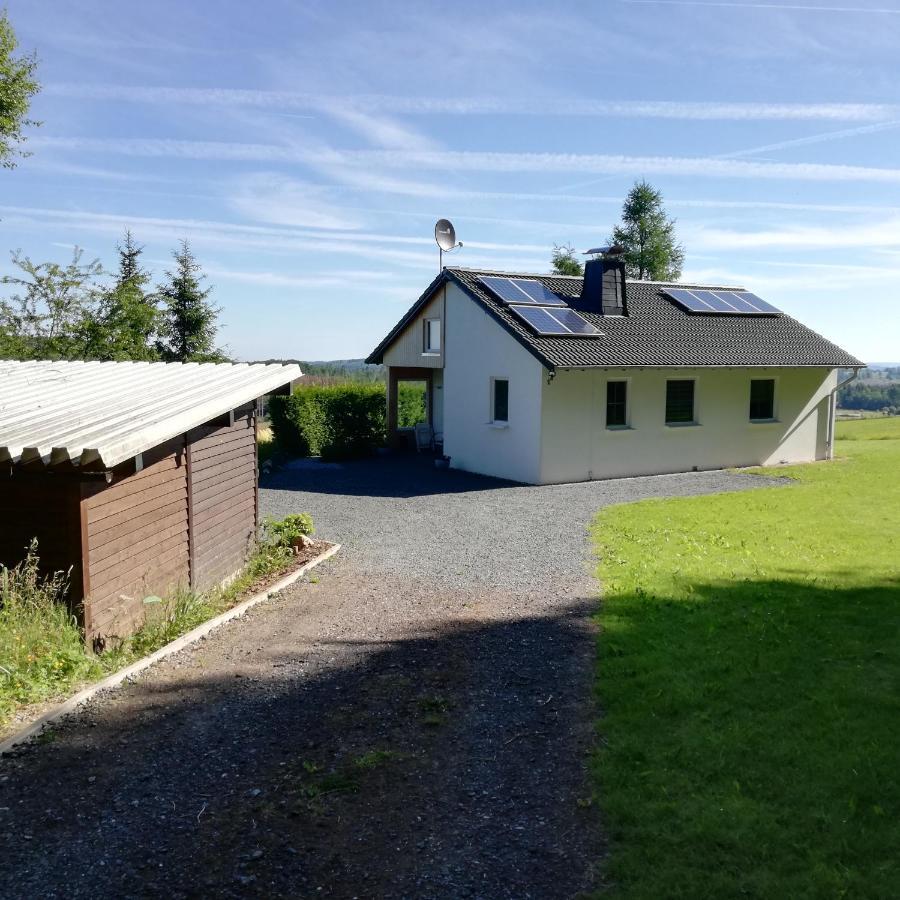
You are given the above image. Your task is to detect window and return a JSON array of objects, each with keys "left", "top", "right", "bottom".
[
  {"left": 492, "top": 378, "right": 509, "bottom": 423},
  {"left": 424, "top": 318, "right": 441, "bottom": 353},
  {"left": 665, "top": 379, "right": 696, "bottom": 424},
  {"left": 750, "top": 378, "right": 775, "bottom": 421},
  {"left": 606, "top": 380, "right": 627, "bottom": 427}
]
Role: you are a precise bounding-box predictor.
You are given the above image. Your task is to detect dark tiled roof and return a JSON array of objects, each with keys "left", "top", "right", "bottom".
[{"left": 367, "top": 268, "right": 864, "bottom": 370}]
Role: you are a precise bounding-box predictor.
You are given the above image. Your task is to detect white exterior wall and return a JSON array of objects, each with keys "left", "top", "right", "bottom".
[
  {"left": 442, "top": 283, "right": 545, "bottom": 483},
  {"left": 539, "top": 367, "right": 836, "bottom": 484}
]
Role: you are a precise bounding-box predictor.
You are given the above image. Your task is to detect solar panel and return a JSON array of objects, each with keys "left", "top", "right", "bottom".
[
  {"left": 510, "top": 306, "right": 568, "bottom": 334},
  {"left": 547, "top": 307, "right": 601, "bottom": 335},
  {"left": 735, "top": 291, "right": 781, "bottom": 314},
  {"left": 509, "top": 305, "right": 601, "bottom": 336},
  {"left": 514, "top": 279, "right": 568, "bottom": 306},
  {"left": 663, "top": 288, "right": 781, "bottom": 316},
  {"left": 479, "top": 276, "right": 566, "bottom": 306}
]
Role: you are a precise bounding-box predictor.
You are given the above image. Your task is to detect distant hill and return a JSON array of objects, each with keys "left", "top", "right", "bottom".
[
  {"left": 840, "top": 364, "right": 900, "bottom": 413},
  {"left": 252, "top": 358, "right": 386, "bottom": 383}
]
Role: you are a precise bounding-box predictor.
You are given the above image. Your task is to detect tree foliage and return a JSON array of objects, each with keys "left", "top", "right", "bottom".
[
  {"left": 0, "top": 9, "right": 39, "bottom": 168},
  {"left": 838, "top": 380, "right": 900, "bottom": 414},
  {"left": 550, "top": 243, "right": 583, "bottom": 276},
  {"left": 81, "top": 230, "right": 159, "bottom": 361},
  {"left": 156, "top": 241, "right": 226, "bottom": 362},
  {"left": 610, "top": 180, "right": 684, "bottom": 281},
  {"left": 0, "top": 248, "right": 102, "bottom": 359},
  {"left": 0, "top": 234, "right": 226, "bottom": 363}
]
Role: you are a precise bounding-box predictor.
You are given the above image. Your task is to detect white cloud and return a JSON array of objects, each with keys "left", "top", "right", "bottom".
[
  {"left": 619, "top": 0, "right": 900, "bottom": 13},
  {"left": 685, "top": 216, "right": 900, "bottom": 251},
  {"left": 722, "top": 120, "right": 900, "bottom": 158},
  {"left": 43, "top": 83, "right": 900, "bottom": 121},
  {"left": 230, "top": 173, "right": 362, "bottom": 230},
  {"left": 323, "top": 107, "right": 438, "bottom": 151},
  {"left": 30, "top": 137, "right": 900, "bottom": 184},
  {"left": 0, "top": 205, "right": 550, "bottom": 270}
]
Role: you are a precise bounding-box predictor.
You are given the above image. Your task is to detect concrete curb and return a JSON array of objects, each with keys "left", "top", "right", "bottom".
[{"left": 0, "top": 542, "right": 341, "bottom": 757}]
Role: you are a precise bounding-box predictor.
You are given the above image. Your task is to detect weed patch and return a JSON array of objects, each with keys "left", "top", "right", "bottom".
[{"left": 0, "top": 517, "right": 320, "bottom": 732}]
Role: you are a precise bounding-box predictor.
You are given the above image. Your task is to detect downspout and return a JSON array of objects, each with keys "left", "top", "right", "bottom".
[{"left": 826, "top": 366, "right": 862, "bottom": 459}]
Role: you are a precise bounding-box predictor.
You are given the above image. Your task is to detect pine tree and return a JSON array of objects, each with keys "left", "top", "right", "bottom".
[
  {"left": 156, "top": 241, "right": 226, "bottom": 362},
  {"left": 611, "top": 180, "right": 684, "bottom": 281},
  {"left": 550, "top": 243, "right": 583, "bottom": 276},
  {"left": 82, "top": 229, "right": 158, "bottom": 361}
]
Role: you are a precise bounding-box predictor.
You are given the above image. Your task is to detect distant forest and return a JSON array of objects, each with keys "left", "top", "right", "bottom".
[
  {"left": 839, "top": 365, "right": 900, "bottom": 413},
  {"left": 254, "top": 358, "right": 386, "bottom": 384}
]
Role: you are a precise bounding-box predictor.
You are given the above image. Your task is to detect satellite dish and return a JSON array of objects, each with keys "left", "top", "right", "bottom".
[
  {"left": 434, "top": 218, "right": 462, "bottom": 270},
  {"left": 435, "top": 218, "right": 457, "bottom": 251}
]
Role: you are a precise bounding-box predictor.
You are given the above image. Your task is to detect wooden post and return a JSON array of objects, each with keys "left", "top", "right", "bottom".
[
  {"left": 77, "top": 481, "right": 92, "bottom": 639},
  {"left": 387, "top": 367, "right": 399, "bottom": 443},
  {"left": 252, "top": 407, "right": 259, "bottom": 534},
  {"left": 184, "top": 434, "right": 196, "bottom": 590}
]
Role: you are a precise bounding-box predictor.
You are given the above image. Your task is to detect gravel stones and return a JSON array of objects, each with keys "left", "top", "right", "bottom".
[{"left": 0, "top": 455, "right": 776, "bottom": 898}]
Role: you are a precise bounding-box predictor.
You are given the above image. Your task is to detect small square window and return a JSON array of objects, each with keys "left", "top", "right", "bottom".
[
  {"left": 750, "top": 379, "right": 775, "bottom": 420},
  {"left": 424, "top": 319, "right": 441, "bottom": 352},
  {"left": 665, "top": 379, "right": 695, "bottom": 424},
  {"left": 492, "top": 378, "right": 509, "bottom": 423},
  {"left": 606, "top": 381, "right": 627, "bottom": 427}
]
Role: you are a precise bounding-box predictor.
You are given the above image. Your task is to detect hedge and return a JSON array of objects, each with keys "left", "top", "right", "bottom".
[{"left": 270, "top": 384, "right": 387, "bottom": 459}]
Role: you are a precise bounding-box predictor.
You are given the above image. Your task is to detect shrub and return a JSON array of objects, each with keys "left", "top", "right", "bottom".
[
  {"left": 270, "top": 383, "right": 386, "bottom": 459},
  {"left": 397, "top": 381, "right": 427, "bottom": 428},
  {"left": 265, "top": 513, "right": 315, "bottom": 548}
]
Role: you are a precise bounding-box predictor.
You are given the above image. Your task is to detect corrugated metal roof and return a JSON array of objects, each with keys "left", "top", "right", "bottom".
[{"left": 0, "top": 360, "right": 302, "bottom": 468}]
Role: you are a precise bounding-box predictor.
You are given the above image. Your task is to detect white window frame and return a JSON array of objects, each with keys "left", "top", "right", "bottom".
[
  {"left": 604, "top": 377, "right": 631, "bottom": 430},
  {"left": 749, "top": 376, "right": 779, "bottom": 423},
  {"left": 490, "top": 377, "right": 509, "bottom": 425},
  {"left": 664, "top": 376, "right": 700, "bottom": 427},
  {"left": 423, "top": 317, "right": 441, "bottom": 354}
]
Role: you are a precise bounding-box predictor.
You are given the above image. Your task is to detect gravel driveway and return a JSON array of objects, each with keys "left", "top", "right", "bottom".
[{"left": 0, "top": 456, "right": 774, "bottom": 899}]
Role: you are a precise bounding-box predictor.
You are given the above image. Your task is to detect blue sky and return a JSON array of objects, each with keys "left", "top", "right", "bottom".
[{"left": 2, "top": 0, "right": 899, "bottom": 362}]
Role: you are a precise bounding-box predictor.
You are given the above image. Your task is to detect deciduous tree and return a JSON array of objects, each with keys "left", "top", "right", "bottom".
[
  {"left": 0, "top": 9, "right": 39, "bottom": 168},
  {"left": 0, "top": 248, "right": 102, "bottom": 359},
  {"left": 550, "top": 243, "right": 583, "bottom": 276}
]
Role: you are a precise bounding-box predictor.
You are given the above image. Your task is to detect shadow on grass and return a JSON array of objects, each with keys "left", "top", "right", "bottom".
[
  {"left": 596, "top": 577, "right": 900, "bottom": 898},
  {"left": 0, "top": 602, "right": 600, "bottom": 898}
]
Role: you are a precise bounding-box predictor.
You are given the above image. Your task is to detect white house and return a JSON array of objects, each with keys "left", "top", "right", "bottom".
[{"left": 367, "top": 252, "right": 863, "bottom": 485}]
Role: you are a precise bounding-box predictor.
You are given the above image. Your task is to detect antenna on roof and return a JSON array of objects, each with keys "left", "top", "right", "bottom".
[{"left": 435, "top": 218, "right": 463, "bottom": 271}]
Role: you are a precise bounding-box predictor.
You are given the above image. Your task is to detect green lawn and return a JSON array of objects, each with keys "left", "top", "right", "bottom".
[{"left": 592, "top": 418, "right": 900, "bottom": 899}]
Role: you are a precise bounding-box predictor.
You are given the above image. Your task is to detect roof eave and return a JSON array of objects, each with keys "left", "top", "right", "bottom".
[{"left": 366, "top": 271, "right": 449, "bottom": 365}]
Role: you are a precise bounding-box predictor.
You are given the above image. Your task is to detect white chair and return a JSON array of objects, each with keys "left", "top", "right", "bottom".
[{"left": 414, "top": 422, "right": 433, "bottom": 453}]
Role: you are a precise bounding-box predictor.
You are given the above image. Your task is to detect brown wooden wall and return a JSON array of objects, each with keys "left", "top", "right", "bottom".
[
  {"left": 0, "top": 473, "right": 82, "bottom": 585},
  {"left": 186, "top": 406, "right": 257, "bottom": 592},
  {"left": 81, "top": 437, "right": 189, "bottom": 642},
  {"left": 0, "top": 404, "right": 259, "bottom": 649}
]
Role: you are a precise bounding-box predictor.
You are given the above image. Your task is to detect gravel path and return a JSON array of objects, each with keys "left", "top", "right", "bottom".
[{"left": 0, "top": 456, "right": 776, "bottom": 899}]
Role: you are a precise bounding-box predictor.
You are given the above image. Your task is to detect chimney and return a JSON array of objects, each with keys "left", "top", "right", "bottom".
[{"left": 576, "top": 245, "right": 627, "bottom": 316}]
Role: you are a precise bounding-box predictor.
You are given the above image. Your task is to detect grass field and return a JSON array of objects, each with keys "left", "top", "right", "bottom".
[{"left": 592, "top": 418, "right": 900, "bottom": 898}]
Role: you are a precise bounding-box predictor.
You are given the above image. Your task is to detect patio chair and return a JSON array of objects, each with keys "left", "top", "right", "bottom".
[{"left": 414, "top": 422, "right": 433, "bottom": 453}]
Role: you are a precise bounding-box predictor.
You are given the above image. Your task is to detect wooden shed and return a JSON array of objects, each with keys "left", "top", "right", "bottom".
[{"left": 0, "top": 360, "right": 301, "bottom": 648}]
